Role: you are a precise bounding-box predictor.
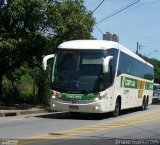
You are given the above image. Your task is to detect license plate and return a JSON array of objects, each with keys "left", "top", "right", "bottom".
[{"left": 69, "top": 105, "right": 79, "bottom": 110}]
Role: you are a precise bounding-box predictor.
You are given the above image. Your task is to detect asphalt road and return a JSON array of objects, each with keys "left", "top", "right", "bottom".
[{"left": 0, "top": 104, "right": 160, "bottom": 145}]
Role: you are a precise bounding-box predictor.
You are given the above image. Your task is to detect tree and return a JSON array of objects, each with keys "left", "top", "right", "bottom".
[
  {"left": 45, "top": 0, "right": 95, "bottom": 50},
  {"left": 0, "top": 0, "right": 96, "bottom": 104},
  {"left": 0, "top": 0, "right": 47, "bottom": 102},
  {"left": 143, "top": 56, "right": 160, "bottom": 84},
  {"left": 31, "top": 0, "right": 96, "bottom": 104}
]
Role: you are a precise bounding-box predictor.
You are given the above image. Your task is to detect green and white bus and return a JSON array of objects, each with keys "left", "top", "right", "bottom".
[{"left": 43, "top": 40, "right": 154, "bottom": 116}]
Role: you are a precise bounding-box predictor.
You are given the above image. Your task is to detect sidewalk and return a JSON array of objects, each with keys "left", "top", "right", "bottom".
[{"left": 0, "top": 104, "right": 52, "bottom": 117}]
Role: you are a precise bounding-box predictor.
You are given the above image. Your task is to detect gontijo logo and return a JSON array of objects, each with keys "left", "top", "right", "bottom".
[
  {"left": 121, "top": 76, "right": 153, "bottom": 90},
  {"left": 121, "top": 76, "right": 136, "bottom": 88}
]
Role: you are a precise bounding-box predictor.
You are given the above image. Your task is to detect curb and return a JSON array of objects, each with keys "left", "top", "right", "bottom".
[{"left": 0, "top": 108, "right": 50, "bottom": 117}]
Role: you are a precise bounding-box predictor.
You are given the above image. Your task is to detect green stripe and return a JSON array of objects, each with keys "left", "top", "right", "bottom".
[
  {"left": 145, "top": 82, "right": 153, "bottom": 90},
  {"left": 140, "top": 81, "right": 142, "bottom": 89},
  {"left": 121, "top": 76, "right": 153, "bottom": 90}
]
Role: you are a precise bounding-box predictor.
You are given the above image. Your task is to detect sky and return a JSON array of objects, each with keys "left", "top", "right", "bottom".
[{"left": 84, "top": 0, "right": 160, "bottom": 60}]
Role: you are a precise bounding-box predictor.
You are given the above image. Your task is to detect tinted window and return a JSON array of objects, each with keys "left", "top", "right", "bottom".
[
  {"left": 118, "top": 51, "right": 154, "bottom": 80},
  {"left": 108, "top": 48, "right": 118, "bottom": 83},
  {"left": 102, "top": 48, "right": 118, "bottom": 88}
]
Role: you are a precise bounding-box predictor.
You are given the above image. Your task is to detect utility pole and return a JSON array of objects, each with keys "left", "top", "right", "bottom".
[
  {"left": 136, "top": 42, "right": 143, "bottom": 55},
  {"left": 136, "top": 42, "right": 139, "bottom": 54}
]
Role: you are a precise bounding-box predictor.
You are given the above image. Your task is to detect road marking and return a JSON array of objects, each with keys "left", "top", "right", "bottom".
[
  {"left": 24, "top": 117, "right": 160, "bottom": 142},
  {"left": 21, "top": 109, "right": 160, "bottom": 145},
  {"left": 33, "top": 110, "right": 160, "bottom": 138}
]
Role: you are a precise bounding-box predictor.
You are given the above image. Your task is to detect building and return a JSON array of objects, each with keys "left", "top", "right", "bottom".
[{"left": 103, "top": 32, "right": 119, "bottom": 42}]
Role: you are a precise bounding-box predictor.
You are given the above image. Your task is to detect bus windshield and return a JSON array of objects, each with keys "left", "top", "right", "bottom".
[{"left": 51, "top": 49, "right": 110, "bottom": 93}]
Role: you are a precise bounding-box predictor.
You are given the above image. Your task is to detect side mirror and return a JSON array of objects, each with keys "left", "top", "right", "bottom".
[
  {"left": 103, "top": 56, "right": 113, "bottom": 73},
  {"left": 42, "top": 54, "right": 55, "bottom": 70}
]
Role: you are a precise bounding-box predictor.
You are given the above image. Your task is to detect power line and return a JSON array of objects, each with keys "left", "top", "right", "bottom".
[
  {"left": 137, "top": 43, "right": 160, "bottom": 48},
  {"left": 94, "top": 0, "right": 141, "bottom": 35},
  {"left": 96, "top": 0, "right": 141, "bottom": 24},
  {"left": 92, "top": 0, "right": 105, "bottom": 13},
  {"left": 87, "top": 0, "right": 106, "bottom": 35},
  {"left": 95, "top": 25, "right": 104, "bottom": 35},
  {"left": 80, "top": 0, "right": 105, "bottom": 26},
  {"left": 140, "top": 46, "right": 160, "bottom": 48},
  {"left": 141, "top": 45, "right": 160, "bottom": 47},
  {"left": 94, "top": 0, "right": 141, "bottom": 36},
  {"left": 110, "top": 2, "right": 145, "bottom": 21}
]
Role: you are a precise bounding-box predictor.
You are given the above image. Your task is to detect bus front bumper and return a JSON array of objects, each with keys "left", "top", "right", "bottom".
[{"left": 50, "top": 98, "right": 105, "bottom": 113}]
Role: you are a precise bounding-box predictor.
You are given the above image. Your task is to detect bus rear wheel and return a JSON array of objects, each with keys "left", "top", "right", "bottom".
[
  {"left": 112, "top": 99, "right": 120, "bottom": 117},
  {"left": 141, "top": 97, "right": 147, "bottom": 111}
]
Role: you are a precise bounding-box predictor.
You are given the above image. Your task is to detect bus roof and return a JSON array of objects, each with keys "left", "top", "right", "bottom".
[{"left": 58, "top": 40, "right": 153, "bottom": 67}]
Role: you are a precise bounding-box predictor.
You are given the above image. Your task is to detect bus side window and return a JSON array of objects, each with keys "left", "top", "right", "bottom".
[
  {"left": 100, "top": 48, "right": 118, "bottom": 90},
  {"left": 101, "top": 60, "right": 112, "bottom": 89}
]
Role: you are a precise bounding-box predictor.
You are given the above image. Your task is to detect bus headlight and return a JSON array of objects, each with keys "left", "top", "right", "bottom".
[
  {"left": 94, "top": 106, "right": 99, "bottom": 110},
  {"left": 93, "top": 94, "right": 105, "bottom": 101},
  {"left": 52, "top": 95, "right": 55, "bottom": 99},
  {"left": 98, "top": 94, "right": 106, "bottom": 100}
]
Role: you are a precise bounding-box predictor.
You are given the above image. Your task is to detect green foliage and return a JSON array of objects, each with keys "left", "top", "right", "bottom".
[
  {"left": 2, "top": 67, "right": 33, "bottom": 104},
  {"left": 46, "top": 0, "right": 95, "bottom": 49},
  {"left": 0, "top": 0, "right": 47, "bottom": 102},
  {"left": 0, "top": 0, "right": 95, "bottom": 104},
  {"left": 142, "top": 56, "right": 160, "bottom": 83},
  {"left": 0, "top": 0, "right": 46, "bottom": 75}
]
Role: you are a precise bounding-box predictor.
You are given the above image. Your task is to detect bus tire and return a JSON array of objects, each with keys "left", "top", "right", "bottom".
[
  {"left": 141, "top": 97, "right": 147, "bottom": 111},
  {"left": 146, "top": 96, "right": 149, "bottom": 106},
  {"left": 112, "top": 99, "right": 120, "bottom": 117}
]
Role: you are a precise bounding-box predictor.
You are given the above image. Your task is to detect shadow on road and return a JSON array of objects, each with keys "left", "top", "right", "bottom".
[{"left": 34, "top": 107, "right": 142, "bottom": 120}]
